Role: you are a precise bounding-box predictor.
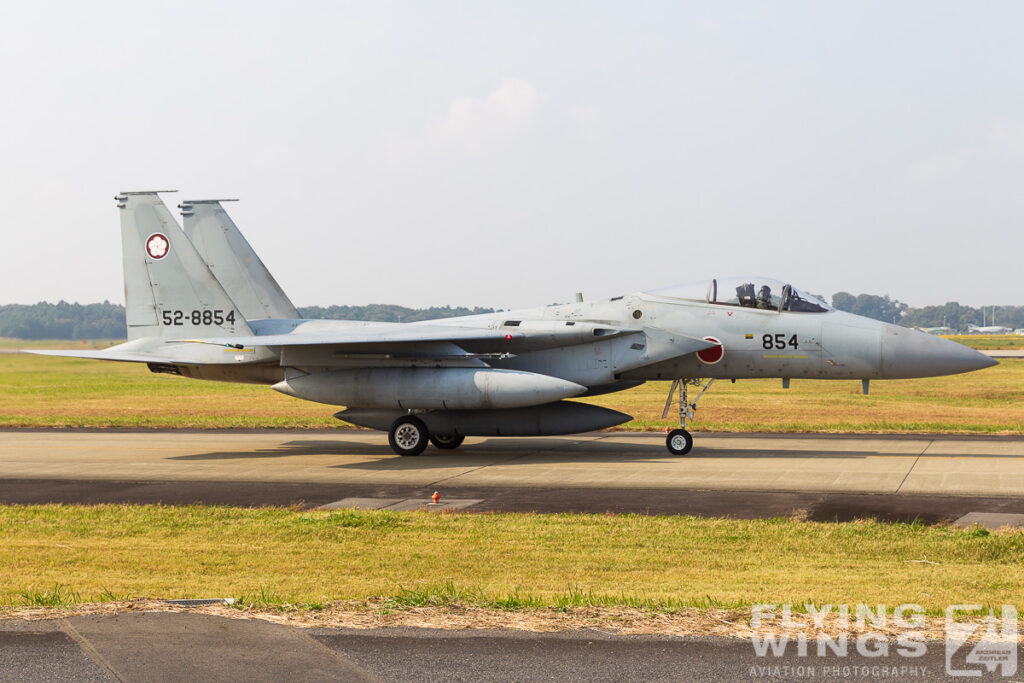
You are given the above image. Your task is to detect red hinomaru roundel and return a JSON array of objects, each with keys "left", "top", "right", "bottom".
[
  {"left": 146, "top": 233, "right": 170, "bottom": 260},
  {"left": 696, "top": 336, "right": 724, "bottom": 364}
]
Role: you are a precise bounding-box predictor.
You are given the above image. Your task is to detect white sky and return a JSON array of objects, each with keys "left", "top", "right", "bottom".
[{"left": 1, "top": 1, "right": 1022, "bottom": 309}]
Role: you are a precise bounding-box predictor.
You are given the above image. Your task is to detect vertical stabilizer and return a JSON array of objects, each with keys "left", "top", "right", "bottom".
[
  {"left": 181, "top": 200, "right": 299, "bottom": 320},
  {"left": 117, "top": 192, "right": 251, "bottom": 340}
]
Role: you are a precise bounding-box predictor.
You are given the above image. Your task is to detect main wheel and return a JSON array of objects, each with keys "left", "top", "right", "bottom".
[
  {"left": 430, "top": 433, "right": 465, "bottom": 450},
  {"left": 666, "top": 428, "right": 693, "bottom": 456},
  {"left": 388, "top": 416, "right": 429, "bottom": 456}
]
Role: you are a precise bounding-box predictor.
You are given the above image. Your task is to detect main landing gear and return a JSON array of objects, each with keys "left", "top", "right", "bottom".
[
  {"left": 661, "top": 378, "right": 714, "bottom": 456},
  {"left": 430, "top": 433, "right": 466, "bottom": 450},
  {"left": 387, "top": 415, "right": 465, "bottom": 456}
]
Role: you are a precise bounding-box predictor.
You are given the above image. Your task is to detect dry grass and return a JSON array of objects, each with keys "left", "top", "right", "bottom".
[
  {"left": 1, "top": 505, "right": 1022, "bottom": 615},
  {"left": 945, "top": 334, "right": 1024, "bottom": 350},
  {"left": 3, "top": 600, "right": 1008, "bottom": 642},
  {"left": 1, "top": 354, "right": 1019, "bottom": 432},
  {"left": 585, "top": 364, "right": 1024, "bottom": 434}
]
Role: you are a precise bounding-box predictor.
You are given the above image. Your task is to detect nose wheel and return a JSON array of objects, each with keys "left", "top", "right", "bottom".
[
  {"left": 661, "top": 378, "right": 714, "bottom": 456},
  {"left": 388, "top": 415, "right": 429, "bottom": 456}
]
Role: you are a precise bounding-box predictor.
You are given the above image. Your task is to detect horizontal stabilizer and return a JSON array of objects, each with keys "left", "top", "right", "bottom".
[
  {"left": 24, "top": 339, "right": 274, "bottom": 365},
  {"left": 24, "top": 349, "right": 159, "bottom": 362}
]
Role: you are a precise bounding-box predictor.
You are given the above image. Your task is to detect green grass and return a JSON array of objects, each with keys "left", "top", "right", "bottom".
[
  {"left": 2, "top": 505, "right": 1023, "bottom": 614},
  {"left": 1, "top": 353, "right": 1021, "bottom": 433},
  {"left": 946, "top": 334, "right": 1024, "bottom": 350}
]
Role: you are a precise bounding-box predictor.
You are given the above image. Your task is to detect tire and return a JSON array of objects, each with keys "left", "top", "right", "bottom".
[
  {"left": 665, "top": 428, "right": 693, "bottom": 456},
  {"left": 388, "top": 416, "right": 429, "bottom": 456},
  {"left": 430, "top": 433, "right": 465, "bottom": 450}
]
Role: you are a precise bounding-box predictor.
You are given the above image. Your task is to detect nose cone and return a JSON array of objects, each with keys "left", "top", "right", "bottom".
[{"left": 881, "top": 326, "right": 998, "bottom": 378}]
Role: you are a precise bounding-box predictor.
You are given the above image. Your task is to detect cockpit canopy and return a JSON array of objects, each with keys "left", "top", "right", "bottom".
[{"left": 645, "top": 277, "right": 831, "bottom": 313}]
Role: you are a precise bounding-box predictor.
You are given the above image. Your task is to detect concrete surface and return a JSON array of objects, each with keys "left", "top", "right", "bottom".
[
  {"left": 952, "top": 511, "right": 1024, "bottom": 530},
  {"left": 2, "top": 430, "right": 1024, "bottom": 497},
  {"left": 317, "top": 497, "right": 483, "bottom": 511},
  {"left": 980, "top": 349, "right": 1024, "bottom": 358}
]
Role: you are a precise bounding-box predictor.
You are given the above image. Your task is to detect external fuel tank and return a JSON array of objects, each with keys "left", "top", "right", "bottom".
[{"left": 272, "top": 368, "right": 587, "bottom": 410}]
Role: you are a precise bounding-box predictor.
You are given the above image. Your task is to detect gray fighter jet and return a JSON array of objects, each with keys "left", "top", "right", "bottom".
[{"left": 31, "top": 192, "right": 998, "bottom": 456}]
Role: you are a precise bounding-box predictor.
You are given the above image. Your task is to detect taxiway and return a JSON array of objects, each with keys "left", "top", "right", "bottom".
[{"left": 2, "top": 430, "right": 1024, "bottom": 521}]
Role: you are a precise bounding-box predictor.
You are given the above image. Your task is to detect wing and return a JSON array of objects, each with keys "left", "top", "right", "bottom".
[
  {"left": 173, "top": 323, "right": 526, "bottom": 349},
  {"left": 28, "top": 321, "right": 720, "bottom": 369}
]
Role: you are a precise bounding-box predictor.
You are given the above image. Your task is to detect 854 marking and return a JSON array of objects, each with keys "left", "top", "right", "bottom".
[
  {"left": 160, "top": 309, "right": 237, "bottom": 326},
  {"left": 762, "top": 333, "right": 798, "bottom": 350}
]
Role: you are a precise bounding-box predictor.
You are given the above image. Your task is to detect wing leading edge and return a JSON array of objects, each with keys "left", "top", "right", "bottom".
[{"left": 172, "top": 324, "right": 527, "bottom": 349}]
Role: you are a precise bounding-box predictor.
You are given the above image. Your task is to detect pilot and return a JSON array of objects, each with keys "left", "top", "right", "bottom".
[{"left": 756, "top": 285, "right": 773, "bottom": 309}]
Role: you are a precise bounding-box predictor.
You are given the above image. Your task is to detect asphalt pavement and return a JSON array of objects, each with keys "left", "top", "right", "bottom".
[
  {"left": 5, "top": 477, "right": 1024, "bottom": 523},
  {"left": 1, "top": 612, "right": 1018, "bottom": 682},
  {"left": 3, "top": 430, "right": 1024, "bottom": 522}
]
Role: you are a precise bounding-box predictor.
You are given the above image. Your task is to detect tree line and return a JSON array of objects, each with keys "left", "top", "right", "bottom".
[
  {"left": 296, "top": 304, "right": 494, "bottom": 323},
  {"left": 829, "top": 293, "right": 1024, "bottom": 330},
  {"left": 1, "top": 297, "right": 1020, "bottom": 340}
]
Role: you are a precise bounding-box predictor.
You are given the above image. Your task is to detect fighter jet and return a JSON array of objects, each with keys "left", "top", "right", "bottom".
[
  {"left": 968, "top": 324, "right": 1012, "bottom": 335},
  {"left": 30, "top": 192, "right": 998, "bottom": 456}
]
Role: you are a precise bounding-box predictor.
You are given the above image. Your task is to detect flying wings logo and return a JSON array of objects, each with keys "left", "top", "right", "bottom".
[
  {"left": 146, "top": 233, "right": 169, "bottom": 260},
  {"left": 946, "top": 605, "right": 1017, "bottom": 677}
]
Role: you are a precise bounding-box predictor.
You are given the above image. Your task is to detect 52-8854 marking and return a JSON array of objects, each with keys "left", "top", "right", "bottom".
[{"left": 161, "top": 309, "right": 237, "bottom": 326}]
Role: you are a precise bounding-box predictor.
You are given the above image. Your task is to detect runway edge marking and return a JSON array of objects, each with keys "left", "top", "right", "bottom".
[
  {"left": 288, "top": 625, "right": 382, "bottom": 682},
  {"left": 894, "top": 439, "right": 932, "bottom": 495},
  {"left": 59, "top": 619, "right": 128, "bottom": 683}
]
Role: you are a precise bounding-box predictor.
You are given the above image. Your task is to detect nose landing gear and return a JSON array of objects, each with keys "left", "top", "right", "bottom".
[
  {"left": 666, "top": 428, "right": 693, "bottom": 455},
  {"left": 661, "top": 378, "right": 714, "bottom": 455}
]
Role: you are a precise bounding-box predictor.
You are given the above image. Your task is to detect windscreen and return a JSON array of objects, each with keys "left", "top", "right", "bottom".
[{"left": 644, "top": 277, "right": 831, "bottom": 313}]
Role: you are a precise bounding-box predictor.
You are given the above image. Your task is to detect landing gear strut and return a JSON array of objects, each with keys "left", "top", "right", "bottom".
[
  {"left": 388, "top": 415, "right": 429, "bottom": 456},
  {"left": 661, "top": 378, "right": 714, "bottom": 455}
]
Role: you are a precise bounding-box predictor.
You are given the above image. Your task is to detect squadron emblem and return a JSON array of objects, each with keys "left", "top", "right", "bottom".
[{"left": 146, "top": 233, "right": 169, "bottom": 260}]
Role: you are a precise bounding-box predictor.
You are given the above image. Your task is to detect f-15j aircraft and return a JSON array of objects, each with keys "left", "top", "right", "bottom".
[
  {"left": 968, "top": 324, "right": 1013, "bottom": 335},
  {"left": 32, "top": 192, "right": 998, "bottom": 456}
]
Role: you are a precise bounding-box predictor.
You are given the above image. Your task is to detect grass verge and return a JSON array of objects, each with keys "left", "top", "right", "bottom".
[
  {"left": 1, "top": 505, "right": 1022, "bottom": 615},
  {"left": 0, "top": 354, "right": 1021, "bottom": 433}
]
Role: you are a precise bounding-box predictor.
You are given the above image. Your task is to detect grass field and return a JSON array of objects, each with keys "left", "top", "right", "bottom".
[
  {"left": 0, "top": 338, "right": 117, "bottom": 350},
  {"left": 2, "top": 505, "right": 1021, "bottom": 614},
  {"left": 0, "top": 353, "right": 1020, "bottom": 433},
  {"left": 946, "top": 334, "right": 1024, "bottom": 350}
]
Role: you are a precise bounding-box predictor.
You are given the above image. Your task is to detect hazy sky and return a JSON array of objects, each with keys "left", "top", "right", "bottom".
[{"left": 2, "top": 1, "right": 1022, "bottom": 309}]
